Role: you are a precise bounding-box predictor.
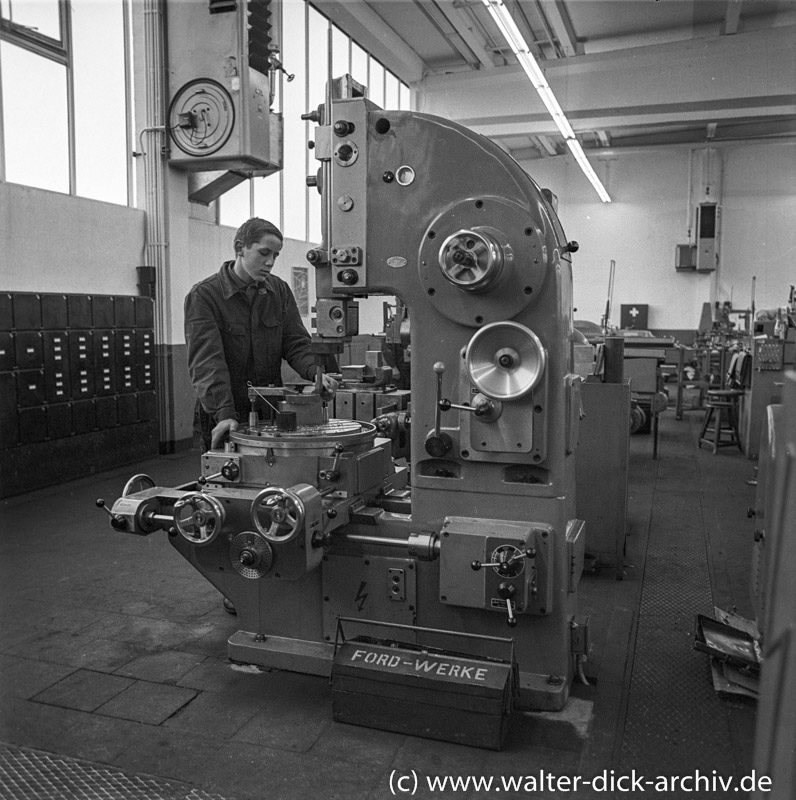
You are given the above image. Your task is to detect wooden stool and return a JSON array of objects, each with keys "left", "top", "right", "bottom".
[{"left": 698, "top": 389, "right": 743, "bottom": 453}]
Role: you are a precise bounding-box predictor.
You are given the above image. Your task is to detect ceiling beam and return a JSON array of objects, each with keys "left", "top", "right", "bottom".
[
  {"left": 418, "top": 25, "right": 796, "bottom": 133},
  {"left": 313, "top": 0, "right": 426, "bottom": 84},
  {"left": 435, "top": 0, "right": 496, "bottom": 68},
  {"left": 535, "top": 134, "right": 559, "bottom": 155},
  {"left": 417, "top": 0, "right": 483, "bottom": 70},
  {"left": 537, "top": 0, "right": 581, "bottom": 57}
]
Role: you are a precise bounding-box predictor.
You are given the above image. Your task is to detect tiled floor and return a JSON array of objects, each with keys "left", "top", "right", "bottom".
[{"left": 0, "top": 411, "right": 757, "bottom": 799}]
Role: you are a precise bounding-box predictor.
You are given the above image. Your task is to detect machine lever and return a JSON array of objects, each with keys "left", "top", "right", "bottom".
[
  {"left": 433, "top": 362, "right": 445, "bottom": 434},
  {"left": 198, "top": 472, "right": 223, "bottom": 485},
  {"left": 439, "top": 399, "right": 480, "bottom": 414},
  {"left": 498, "top": 582, "right": 518, "bottom": 627},
  {"left": 424, "top": 362, "right": 453, "bottom": 457},
  {"left": 506, "top": 599, "right": 517, "bottom": 627},
  {"left": 319, "top": 444, "right": 345, "bottom": 482},
  {"left": 96, "top": 499, "right": 128, "bottom": 531},
  {"left": 472, "top": 548, "right": 534, "bottom": 572},
  {"left": 439, "top": 394, "right": 501, "bottom": 422}
]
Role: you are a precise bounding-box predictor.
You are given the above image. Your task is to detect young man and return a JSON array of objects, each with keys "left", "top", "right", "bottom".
[{"left": 185, "top": 217, "right": 337, "bottom": 451}]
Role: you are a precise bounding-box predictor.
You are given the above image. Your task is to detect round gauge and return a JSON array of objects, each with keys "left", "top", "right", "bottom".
[{"left": 168, "top": 79, "right": 235, "bottom": 157}]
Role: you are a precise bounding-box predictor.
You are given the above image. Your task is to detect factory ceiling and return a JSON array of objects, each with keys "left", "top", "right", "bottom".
[{"left": 313, "top": 0, "right": 796, "bottom": 162}]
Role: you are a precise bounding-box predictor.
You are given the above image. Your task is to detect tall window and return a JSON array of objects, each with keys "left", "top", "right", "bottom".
[
  {"left": 0, "top": 0, "right": 131, "bottom": 205},
  {"left": 219, "top": 0, "right": 412, "bottom": 243}
]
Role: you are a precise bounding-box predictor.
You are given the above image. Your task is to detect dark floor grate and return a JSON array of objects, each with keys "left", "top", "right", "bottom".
[
  {"left": 618, "top": 427, "right": 739, "bottom": 781},
  {"left": 0, "top": 744, "right": 232, "bottom": 800}
]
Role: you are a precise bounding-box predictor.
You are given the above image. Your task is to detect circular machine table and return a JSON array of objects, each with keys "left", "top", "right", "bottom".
[{"left": 230, "top": 419, "right": 378, "bottom": 457}]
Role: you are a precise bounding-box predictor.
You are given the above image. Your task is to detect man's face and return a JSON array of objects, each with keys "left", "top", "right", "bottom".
[{"left": 237, "top": 233, "right": 282, "bottom": 282}]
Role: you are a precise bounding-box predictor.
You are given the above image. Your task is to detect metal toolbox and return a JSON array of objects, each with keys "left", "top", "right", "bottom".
[{"left": 331, "top": 619, "right": 516, "bottom": 750}]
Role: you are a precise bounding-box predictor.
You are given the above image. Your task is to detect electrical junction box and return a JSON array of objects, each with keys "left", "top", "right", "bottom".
[{"left": 166, "top": 0, "right": 282, "bottom": 174}]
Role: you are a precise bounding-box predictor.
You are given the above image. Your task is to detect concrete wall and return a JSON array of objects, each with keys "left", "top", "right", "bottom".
[{"left": 0, "top": 182, "right": 145, "bottom": 294}]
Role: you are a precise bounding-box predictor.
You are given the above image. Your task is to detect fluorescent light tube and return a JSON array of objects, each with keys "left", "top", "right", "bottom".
[{"left": 482, "top": 0, "right": 611, "bottom": 202}]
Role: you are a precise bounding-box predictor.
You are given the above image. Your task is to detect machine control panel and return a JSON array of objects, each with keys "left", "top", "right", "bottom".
[{"left": 439, "top": 516, "right": 553, "bottom": 623}]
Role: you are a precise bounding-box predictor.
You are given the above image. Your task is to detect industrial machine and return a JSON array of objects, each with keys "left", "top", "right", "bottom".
[{"left": 101, "top": 80, "right": 587, "bottom": 747}]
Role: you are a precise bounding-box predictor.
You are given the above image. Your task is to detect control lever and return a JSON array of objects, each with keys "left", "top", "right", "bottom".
[
  {"left": 319, "top": 444, "right": 345, "bottom": 482},
  {"left": 198, "top": 461, "right": 240, "bottom": 486},
  {"left": 96, "top": 499, "right": 128, "bottom": 531},
  {"left": 424, "top": 362, "right": 453, "bottom": 457},
  {"left": 440, "top": 393, "right": 502, "bottom": 423},
  {"left": 498, "top": 582, "right": 518, "bottom": 627},
  {"left": 471, "top": 547, "right": 536, "bottom": 573}
]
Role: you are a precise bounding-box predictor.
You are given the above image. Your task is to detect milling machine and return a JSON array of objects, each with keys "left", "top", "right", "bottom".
[{"left": 101, "top": 80, "right": 587, "bottom": 748}]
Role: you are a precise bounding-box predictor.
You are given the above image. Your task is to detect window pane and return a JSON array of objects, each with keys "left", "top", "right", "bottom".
[
  {"left": 281, "top": 0, "right": 307, "bottom": 241},
  {"left": 1, "top": 41, "right": 69, "bottom": 192},
  {"left": 369, "top": 58, "right": 385, "bottom": 108},
  {"left": 351, "top": 41, "right": 368, "bottom": 94},
  {"left": 331, "top": 24, "right": 348, "bottom": 79},
  {"left": 385, "top": 72, "right": 399, "bottom": 110},
  {"left": 399, "top": 82, "right": 410, "bottom": 110},
  {"left": 72, "top": 0, "right": 128, "bottom": 205},
  {"left": 219, "top": 180, "right": 252, "bottom": 228},
  {"left": 253, "top": 173, "right": 282, "bottom": 231},
  {"left": 4, "top": 0, "right": 61, "bottom": 41}
]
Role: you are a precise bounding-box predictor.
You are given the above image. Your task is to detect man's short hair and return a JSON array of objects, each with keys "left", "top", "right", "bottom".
[{"left": 234, "top": 218, "right": 283, "bottom": 253}]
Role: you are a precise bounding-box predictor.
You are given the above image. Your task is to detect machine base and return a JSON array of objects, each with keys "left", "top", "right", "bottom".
[
  {"left": 228, "top": 631, "right": 333, "bottom": 677},
  {"left": 227, "top": 630, "right": 570, "bottom": 711}
]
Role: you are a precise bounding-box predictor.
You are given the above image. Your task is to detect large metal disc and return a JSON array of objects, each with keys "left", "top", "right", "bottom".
[
  {"left": 465, "top": 321, "right": 546, "bottom": 400},
  {"left": 231, "top": 419, "right": 376, "bottom": 457}
]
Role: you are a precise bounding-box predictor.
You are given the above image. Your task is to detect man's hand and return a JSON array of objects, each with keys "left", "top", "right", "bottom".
[
  {"left": 211, "top": 418, "right": 238, "bottom": 449},
  {"left": 320, "top": 372, "right": 339, "bottom": 399}
]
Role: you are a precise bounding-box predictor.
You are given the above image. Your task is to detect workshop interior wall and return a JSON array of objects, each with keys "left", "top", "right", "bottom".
[
  {"left": 521, "top": 142, "right": 796, "bottom": 333},
  {"left": 0, "top": 182, "right": 145, "bottom": 296},
  {"left": 3, "top": 143, "right": 792, "bottom": 343}
]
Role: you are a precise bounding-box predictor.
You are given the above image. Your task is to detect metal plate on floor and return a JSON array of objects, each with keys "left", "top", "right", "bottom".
[{"left": 0, "top": 744, "right": 233, "bottom": 800}]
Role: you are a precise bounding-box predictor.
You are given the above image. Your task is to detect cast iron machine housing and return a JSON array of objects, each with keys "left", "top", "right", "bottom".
[{"left": 102, "top": 89, "right": 586, "bottom": 729}]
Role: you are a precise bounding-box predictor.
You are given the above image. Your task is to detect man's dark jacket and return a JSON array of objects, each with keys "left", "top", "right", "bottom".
[{"left": 185, "top": 262, "right": 317, "bottom": 425}]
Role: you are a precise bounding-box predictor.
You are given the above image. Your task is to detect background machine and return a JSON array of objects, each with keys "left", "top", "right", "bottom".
[{"left": 103, "top": 82, "right": 587, "bottom": 747}]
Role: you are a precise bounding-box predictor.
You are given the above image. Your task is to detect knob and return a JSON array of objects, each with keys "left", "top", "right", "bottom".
[
  {"left": 301, "top": 109, "right": 321, "bottom": 122},
  {"left": 338, "top": 269, "right": 358, "bottom": 286},
  {"left": 747, "top": 506, "right": 756, "bottom": 518},
  {"left": 221, "top": 461, "right": 240, "bottom": 481},
  {"left": 306, "top": 175, "right": 318, "bottom": 188},
  {"left": 333, "top": 120, "right": 355, "bottom": 137},
  {"left": 306, "top": 248, "right": 328, "bottom": 266},
  {"left": 424, "top": 431, "right": 452, "bottom": 458},
  {"left": 562, "top": 240, "right": 579, "bottom": 254}
]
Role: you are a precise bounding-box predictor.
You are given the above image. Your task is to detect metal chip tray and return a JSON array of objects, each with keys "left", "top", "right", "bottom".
[{"left": 693, "top": 614, "right": 761, "bottom": 676}]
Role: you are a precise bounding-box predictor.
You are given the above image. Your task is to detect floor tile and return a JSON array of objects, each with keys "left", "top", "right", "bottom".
[
  {"left": 96, "top": 680, "right": 197, "bottom": 725},
  {"left": 32, "top": 669, "right": 134, "bottom": 712},
  {"left": 0, "top": 657, "right": 76, "bottom": 700},
  {"left": 113, "top": 650, "right": 207, "bottom": 683},
  {"left": 163, "top": 690, "right": 259, "bottom": 738}
]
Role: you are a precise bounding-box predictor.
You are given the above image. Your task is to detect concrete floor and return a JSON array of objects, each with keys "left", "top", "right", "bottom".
[{"left": 0, "top": 410, "right": 757, "bottom": 799}]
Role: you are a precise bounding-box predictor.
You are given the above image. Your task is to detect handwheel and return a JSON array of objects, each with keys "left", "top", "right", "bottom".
[
  {"left": 173, "top": 491, "right": 225, "bottom": 545},
  {"left": 122, "top": 474, "right": 156, "bottom": 497},
  {"left": 250, "top": 487, "right": 305, "bottom": 543}
]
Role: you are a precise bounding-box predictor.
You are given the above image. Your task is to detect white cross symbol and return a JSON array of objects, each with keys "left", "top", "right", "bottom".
[{"left": 629, "top": 307, "right": 640, "bottom": 318}]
